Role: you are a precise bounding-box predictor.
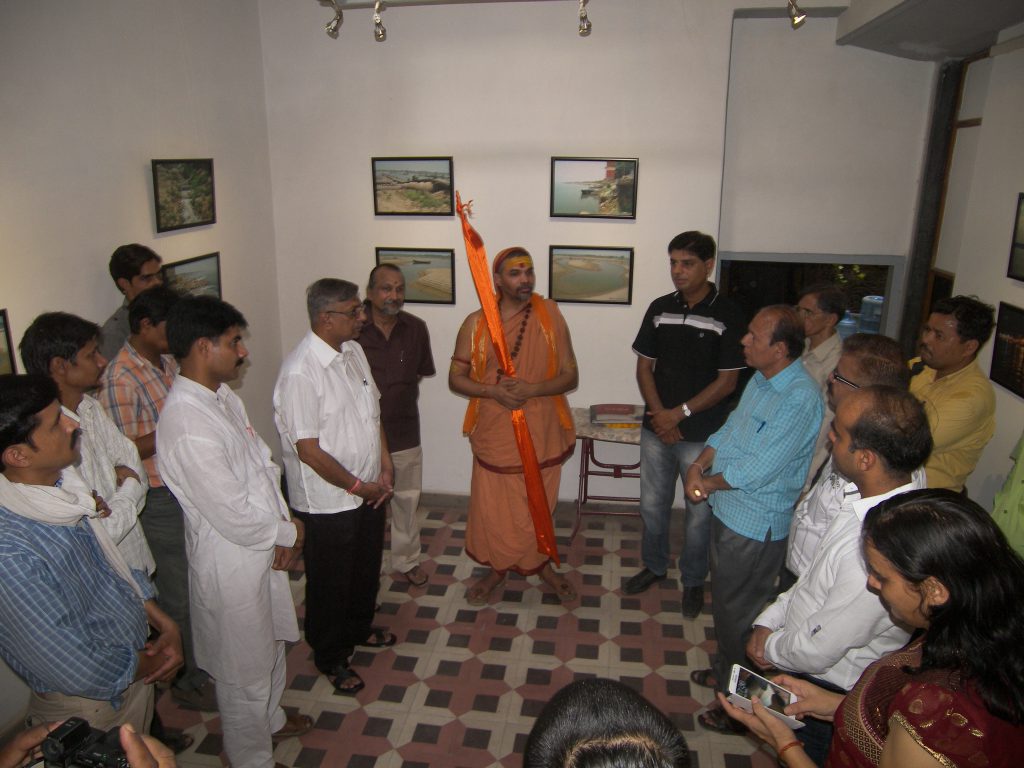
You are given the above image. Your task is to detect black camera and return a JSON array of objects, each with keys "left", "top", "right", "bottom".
[{"left": 40, "top": 718, "right": 129, "bottom": 768}]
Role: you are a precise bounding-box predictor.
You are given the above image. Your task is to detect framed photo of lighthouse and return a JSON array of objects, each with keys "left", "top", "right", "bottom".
[
  {"left": 152, "top": 159, "right": 216, "bottom": 233},
  {"left": 375, "top": 247, "right": 455, "bottom": 305}
]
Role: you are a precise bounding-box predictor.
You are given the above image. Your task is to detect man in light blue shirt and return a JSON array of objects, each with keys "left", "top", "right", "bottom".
[{"left": 683, "top": 305, "right": 822, "bottom": 734}]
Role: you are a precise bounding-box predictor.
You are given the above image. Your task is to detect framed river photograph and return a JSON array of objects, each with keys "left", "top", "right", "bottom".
[
  {"left": 375, "top": 247, "right": 455, "bottom": 304},
  {"left": 0, "top": 308, "right": 15, "bottom": 375},
  {"left": 1008, "top": 193, "right": 1024, "bottom": 282},
  {"left": 152, "top": 159, "right": 216, "bottom": 233},
  {"left": 990, "top": 301, "right": 1024, "bottom": 398},
  {"left": 372, "top": 157, "right": 454, "bottom": 216},
  {"left": 550, "top": 157, "right": 638, "bottom": 219},
  {"left": 163, "top": 252, "right": 222, "bottom": 298},
  {"left": 549, "top": 246, "right": 634, "bottom": 305}
]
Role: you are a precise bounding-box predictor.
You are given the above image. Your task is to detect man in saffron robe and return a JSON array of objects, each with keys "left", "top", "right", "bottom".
[{"left": 449, "top": 247, "right": 578, "bottom": 605}]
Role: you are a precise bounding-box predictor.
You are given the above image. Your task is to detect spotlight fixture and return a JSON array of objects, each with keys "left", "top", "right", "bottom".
[
  {"left": 374, "top": 0, "right": 387, "bottom": 42},
  {"left": 787, "top": 0, "right": 807, "bottom": 30},
  {"left": 323, "top": 0, "right": 342, "bottom": 38},
  {"left": 578, "top": 0, "right": 592, "bottom": 37}
]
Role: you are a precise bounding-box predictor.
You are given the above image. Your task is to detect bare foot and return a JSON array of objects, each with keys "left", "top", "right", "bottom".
[
  {"left": 466, "top": 569, "right": 505, "bottom": 606},
  {"left": 539, "top": 563, "right": 578, "bottom": 602}
]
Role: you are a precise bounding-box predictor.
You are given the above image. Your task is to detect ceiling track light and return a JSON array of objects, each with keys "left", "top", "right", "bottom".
[
  {"left": 374, "top": 0, "right": 387, "bottom": 42},
  {"left": 788, "top": 0, "right": 807, "bottom": 30},
  {"left": 578, "top": 0, "right": 592, "bottom": 37},
  {"left": 323, "top": 0, "right": 342, "bottom": 38}
]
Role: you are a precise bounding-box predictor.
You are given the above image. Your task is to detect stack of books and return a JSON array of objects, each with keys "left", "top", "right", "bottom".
[{"left": 589, "top": 403, "right": 644, "bottom": 428}]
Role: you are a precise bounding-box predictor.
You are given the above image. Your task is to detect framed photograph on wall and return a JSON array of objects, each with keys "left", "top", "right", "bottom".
[
  {"left": 550, "top": 157, "right": 638, "bottom": 219},
  {"left": 990, "top": 301, "right": 1024, "bottom": 398},
  {"left": 549, "top": 246, "right": 634, "bottom": 305},
  {"left": 372, "top": 157, "right": 454, "bottom": 216},
  {"left": 152, "top": 159, "right": 216, "bottom": 233},
  {"left": 375, "top": 248, "right": 455, "bottom": 304},
  {"left": 0, "top": 309, "right": 15, "bottom": 375},
  {"left": 1007, "top": 193, "right": 1024, "bottom": 282},
  {"left": 163, "top": 252, "right": 222, "bottom": 298}
]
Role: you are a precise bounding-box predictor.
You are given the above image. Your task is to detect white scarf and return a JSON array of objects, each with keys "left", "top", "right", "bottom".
[{"left": 0, "top": 466, "right": 145, "bottom": 599}]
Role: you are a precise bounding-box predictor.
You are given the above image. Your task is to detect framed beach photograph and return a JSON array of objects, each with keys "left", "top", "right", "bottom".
[
  {"left": 0, "top": 309, "right": 15, "bottom": 375},
  {"left": 163, "top": 252, "right": 222, "bottom": 298},
  {"left": 990, "top": 302, "right": 1024, "bottom": 398},
  {"left": 152, "top": 159, "right": 216, "bottom": 233},
  {"left": 1008, "top": 193, "right": 1024, "bottom": 282},
  {"left": 372, "top": 157, "right": 454, "bottom": 216},
  {"left": 550, "top": 157, "right": 638, "bottom": 219},
  {"left": 549, "top": 246, "right": 634, "bottom": 305},
  {"left": 375, "top": 248, "right": 455, "bottom": 304}
]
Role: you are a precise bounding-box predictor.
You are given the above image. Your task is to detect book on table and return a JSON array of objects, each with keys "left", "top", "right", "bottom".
[{"left": 589, "top": 404, "right": 644, "bottom": 426}]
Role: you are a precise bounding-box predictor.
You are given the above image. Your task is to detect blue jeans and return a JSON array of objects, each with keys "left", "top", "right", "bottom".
[{"left": 639, "top": 429, "right": 712, "bottom": 586}]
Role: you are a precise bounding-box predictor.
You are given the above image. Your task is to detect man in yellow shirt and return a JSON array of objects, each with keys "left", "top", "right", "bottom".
[{"left": 908, "top": 295, "right": 995, "bottom": 492}]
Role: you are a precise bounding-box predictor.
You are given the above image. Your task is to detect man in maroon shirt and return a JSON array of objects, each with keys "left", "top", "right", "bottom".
[{"left": 358, "top": 264, "right": 436, "bottom": 586}]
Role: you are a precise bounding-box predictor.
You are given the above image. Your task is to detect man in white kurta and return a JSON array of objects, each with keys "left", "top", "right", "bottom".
[{"left": 157, "top": 296, "right": 308, "bottom": 768}]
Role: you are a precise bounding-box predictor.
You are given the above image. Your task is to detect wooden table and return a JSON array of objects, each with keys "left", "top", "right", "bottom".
[{"left": 570, "top": 407, "right": 642, "bottom": 541}]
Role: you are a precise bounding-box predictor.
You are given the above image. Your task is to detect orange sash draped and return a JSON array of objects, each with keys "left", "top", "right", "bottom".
[{"left": 456, "top": 193, "right": 560, "bottom": 565}]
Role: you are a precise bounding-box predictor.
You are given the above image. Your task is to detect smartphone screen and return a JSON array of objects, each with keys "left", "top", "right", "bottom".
[{"left": 732, "top": 666, "right": 793, "bottom": 716}]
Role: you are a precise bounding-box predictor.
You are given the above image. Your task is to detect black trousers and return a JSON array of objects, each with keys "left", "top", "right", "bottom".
[{"left": 295, "top": 503, "right": 385, "bottom": 672}]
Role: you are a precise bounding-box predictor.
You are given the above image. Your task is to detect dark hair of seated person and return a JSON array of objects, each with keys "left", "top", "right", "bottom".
[{"left": 524, "top": 678, "right": 689, "bottom": 768}]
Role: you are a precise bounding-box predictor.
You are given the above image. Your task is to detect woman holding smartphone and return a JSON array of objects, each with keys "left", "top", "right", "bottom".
[{"left": 719, "top": 489, "right": 1024, "bottom": 767}]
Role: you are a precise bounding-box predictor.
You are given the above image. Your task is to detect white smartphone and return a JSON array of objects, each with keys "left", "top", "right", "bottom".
[{"left": 727, "top": 664, "right": 805, "bottom": 729}]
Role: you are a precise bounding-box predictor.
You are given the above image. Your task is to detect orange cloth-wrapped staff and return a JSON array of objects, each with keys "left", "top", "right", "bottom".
[{"left": 456, "top": 192, "right": 559, "bottom": 565}]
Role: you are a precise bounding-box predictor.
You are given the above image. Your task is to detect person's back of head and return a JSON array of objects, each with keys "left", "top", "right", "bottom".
[
  {"left": 524, "top": 678, "right": 689, "bottom": 768},
  {"left": 165, "top": 295, "right": 247, "bottom": 360},
  {"left": 128, "top": 285, "right": 182, "bottom": 336},
  {"left": 841, "top": 333, "right": 909, "bottom": 389},
  {"left": 19, "top": 313, "right": 100, "bottom": 377},
  {"left": 863, "top": 489, "right": 1024, "bottom": 724},
  {"left": 848, "top": 385, "right": 932, "bottom": 475}
]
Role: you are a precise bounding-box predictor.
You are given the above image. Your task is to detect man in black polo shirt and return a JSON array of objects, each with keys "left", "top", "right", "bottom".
[
  {"left": 357, "top": 264, "right": 436, "bottom": 587},
  {"left": 624, "top": 232, "right": 746, "bottom": 618}
]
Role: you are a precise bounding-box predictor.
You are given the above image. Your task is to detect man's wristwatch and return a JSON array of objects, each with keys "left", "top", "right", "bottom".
[{"left": 680, "top": 402, "right": 692, "bottom": 418}]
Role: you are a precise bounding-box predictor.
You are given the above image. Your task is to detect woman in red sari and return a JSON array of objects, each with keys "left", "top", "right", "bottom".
[{"left": 719, "top": 489, "right": 1024, "bottom": 767}]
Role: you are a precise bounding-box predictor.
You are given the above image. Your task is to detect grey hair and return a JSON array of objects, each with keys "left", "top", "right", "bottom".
[{"left": 306, "top": 278, "right": 358, "bottom": 323}]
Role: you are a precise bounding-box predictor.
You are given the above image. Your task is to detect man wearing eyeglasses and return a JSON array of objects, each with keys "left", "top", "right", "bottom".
[
  {"left": 795, "top": 285, "right": 846, "bottom": 491},
  {"left": 273, "top": 279, "right": 396, "bottom": 696}
]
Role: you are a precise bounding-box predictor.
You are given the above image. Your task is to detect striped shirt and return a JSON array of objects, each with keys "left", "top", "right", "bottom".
[
  {"left": 706, "top": 359, "right": 822, "bottom": 541},
  {"left": 99, "top": 342, "right": 177, "bottom": 487},
  {"left": 0, "top": 505, "right": 152, "bottom": 704}
]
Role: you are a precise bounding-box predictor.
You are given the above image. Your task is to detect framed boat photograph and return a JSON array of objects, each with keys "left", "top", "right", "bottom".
[
  {"left": 549, "top": 246, "right": 634, "bottom": 305},
  {"left": 0, "top": 308, "right": 15, "bottom": 375},
  {"left": 550, "top": 157, "right": 638, "bottom": 219},
  {"left": 372, "top": 157, "right": 454, "bottom": 216},
  {"left": 1008, "top": 193, "right": 1024, "bottom": 282},
  {"left": 152, "top": 158, "right": 216, "bottom": 233},
  {"left": 990, "top": 301, "right": 1024, "bottom": 398},
  {"left": 163, "top": 252, "right": 222, "bottom": 298},
  {"left": 375, "top": 247, "right": 455, "bottom": 304}
]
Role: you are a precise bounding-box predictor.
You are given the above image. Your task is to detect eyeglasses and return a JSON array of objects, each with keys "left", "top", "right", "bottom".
[
  {"left": 323, "top": 306, "right": 365, "bottom": 319},
  {"left": 829, "top": 368, "right": 860, "bottom": 390}
]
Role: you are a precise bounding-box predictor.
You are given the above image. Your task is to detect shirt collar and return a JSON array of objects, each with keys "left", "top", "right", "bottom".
[
  {"left": 673, "top": 282, "right": 719, "bottom": 309},
  {"left": 762, "top": 358, "right": 807, "bottom": 392},
  {"left": 307, "top": 330, "right": 348, "bottom": 369},
  {"left": 804, "top": 332, "right": 841, "bottom": 362},
  {"left": 850, "top": 480, "right": 919, "bottom": 520}
]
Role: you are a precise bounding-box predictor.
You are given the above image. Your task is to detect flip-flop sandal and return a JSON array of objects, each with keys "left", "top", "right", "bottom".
[
  {"left": 402, "top": 567, "right": 428, "bottom": 587},
  {"left": 360, "top": 627, "right": 397, "bottom": 648},
  {"left": 689, "top": 669, "right": 719, "bottom": 689},
  {"left": 330, "top": 667, "right": 365, "bottom": 696},
  {"left": 698, "top": 705, "right": 747, "bottom": 735},
  {"left": 466, "top": 575, "right": 505, "bottom": 606},
  {"left": 540, "top": 570, "right": 578, "bottom": 602}
]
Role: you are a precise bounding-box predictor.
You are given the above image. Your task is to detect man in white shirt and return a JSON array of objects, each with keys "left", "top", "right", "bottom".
[
  {"left": 20, "top": 312, "right": 153, "bottom": 575},
  {"left": 785, "top": 333, "right": 911, "bottom": 584},
  {"left": 274, "top": 279, "right": 395, "bottom": 696},
  {"left": 157, "top": 296, "right": 311, "bottom": 768},
  {"left": 746, "top": 385, "right": 933, "bottom": 765}
]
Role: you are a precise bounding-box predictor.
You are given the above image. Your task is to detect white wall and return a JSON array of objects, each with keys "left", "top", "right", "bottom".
[
  {"left": 937, "top": 24, "right": 1024, "bottom": 507},
  {"left": 0, "top": 0, "right": 280, "bottom": 734}
]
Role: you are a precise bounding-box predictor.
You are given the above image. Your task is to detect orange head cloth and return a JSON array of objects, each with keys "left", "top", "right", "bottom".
[{"left": 456, "top": 192, "right": 559, "bottom": 565}]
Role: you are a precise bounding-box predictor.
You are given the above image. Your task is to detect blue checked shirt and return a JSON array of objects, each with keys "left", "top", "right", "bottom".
[
  {"left": 0, "top": 505, "right": 153, "bottom": 705},
  {"left": 706, "top": 359, "right": 823, "bottom": 542}
]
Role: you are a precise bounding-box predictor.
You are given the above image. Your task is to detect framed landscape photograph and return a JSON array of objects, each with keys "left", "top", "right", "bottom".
[
  {"left": 990, "top": 302, "right": 1024, "bottom": 398},
  {"left": 0, "top": 309, "right": 15, "bottom": 375},
  {"left": 549, "top": 246, "right": 634, "bottom": 305},
  {"left": 152, "top": 159, "right": 216, "bottom": 233},
  {"left": 372, "top": 157, "right": 454, "bottom": 216},
  {"left": 550, "top": 157, "right": 638, "bottom": 219},
  {"left": 1008, "top": 193, "right": 1024, "bottom": 282},
  {"left": 163, "top": 252, "right": 222, "bottom": 298},
  {"left": 375, "top": 248, "right": 455, "bottom": 304}
]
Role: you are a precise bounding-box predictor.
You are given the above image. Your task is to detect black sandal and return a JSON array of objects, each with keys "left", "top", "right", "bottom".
[
  {"left": 360, "top": 627, "right": 396, "bottom": 648},
  {"left": 330, "top": 667, "right": 365, "bottom": 695}
]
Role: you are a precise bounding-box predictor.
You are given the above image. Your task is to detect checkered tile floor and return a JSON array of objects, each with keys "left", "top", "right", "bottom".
[{"left": 162, "top": 495, "right": 775, "bottom": 767}]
